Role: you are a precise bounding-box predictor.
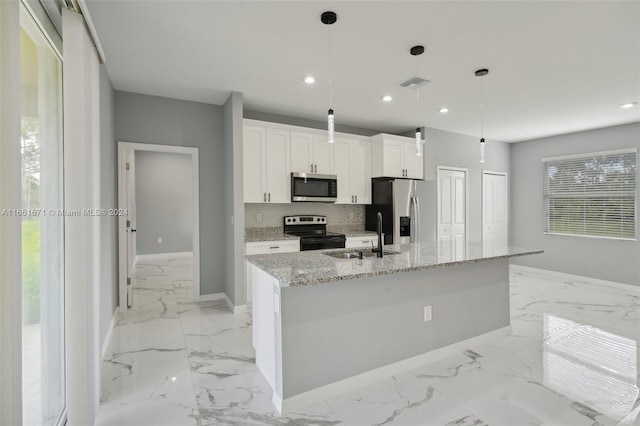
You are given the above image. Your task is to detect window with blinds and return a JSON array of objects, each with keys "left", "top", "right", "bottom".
[{"left": 543, "top": 149, "right": 637, "bottom": 240}]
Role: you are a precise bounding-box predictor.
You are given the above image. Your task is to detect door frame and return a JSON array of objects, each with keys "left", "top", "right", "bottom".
[
  {"left": 117, "top": 141, "right": 201, "bottom": 311},
  {"left": 482, "top": 170, "right": 508, "bottom": 247},
  {"left": 436, "top": 165, "right": 469, "bottom": 245}
]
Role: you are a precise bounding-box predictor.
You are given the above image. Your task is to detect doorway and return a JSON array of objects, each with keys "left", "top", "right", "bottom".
[
  {"left": 436, "top": 166, "right": 468, "bottom": 261},
  {"left": 117, "top": 142, "right": 200, "bottom": 310},
  {"left": 482, "top": 170, "right": 508, "bottom": 255}
]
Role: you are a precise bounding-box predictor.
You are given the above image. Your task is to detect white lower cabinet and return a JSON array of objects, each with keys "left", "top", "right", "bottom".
[
  {"left": 245, "top": 240, "right": 299, "bottom": 302},
  {"left": 345, "top": 235, "right": 378, "bottom": 249}
]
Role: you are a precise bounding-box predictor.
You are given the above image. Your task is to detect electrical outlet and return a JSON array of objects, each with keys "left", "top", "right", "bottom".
[
  {"left": 157, "top": 237, "right": 162, "bottom": 244},
  {"left": 256, "top": 213, "right": 263, "bottom": 222},
  {"left": 423, "top": 305, "right": 432, "bottom": 322},
  {"left": 349, "top": 212, "right": 355, "bottom": 220}
]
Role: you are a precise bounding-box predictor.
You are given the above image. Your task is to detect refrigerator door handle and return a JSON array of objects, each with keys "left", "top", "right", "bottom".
[{"left": 410, "top": 196, "right": 420, "bottom": 243}]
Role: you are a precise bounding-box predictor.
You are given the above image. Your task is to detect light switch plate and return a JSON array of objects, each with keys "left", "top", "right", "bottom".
[{"left": 256, "top": 213, "right": 263, "bottom": 222}]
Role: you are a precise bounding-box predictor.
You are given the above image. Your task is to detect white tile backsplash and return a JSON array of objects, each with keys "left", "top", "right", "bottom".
[{"left": 245, "top": 203, "right": 365, "bottom": 228}]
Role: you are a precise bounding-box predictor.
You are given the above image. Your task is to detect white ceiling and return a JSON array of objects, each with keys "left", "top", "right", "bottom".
[{"left": 86, "top": 0, "right": 640, "bottom": 142}]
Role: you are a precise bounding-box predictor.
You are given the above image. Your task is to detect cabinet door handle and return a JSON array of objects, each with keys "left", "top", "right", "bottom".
[
  {"left": 314, "top": 164, "right": 318, "bottom": 173},
  {"left": 310, "top": 163, "right": 314, "bottom": 172},
  {"left": 268, "top": 193, "right": 271, "bottom": 202},
  {"left": 355, "top": 195, "right": 358, "bottom": 203},
  {"left": 263, "top": 193, "right": 266, "bottom": 202},
  {"left": 269, "top": 246, "right": 280, "bottom": 249},
  {"left": 351, "top": 195, "right": 354, "bottom": 203}
]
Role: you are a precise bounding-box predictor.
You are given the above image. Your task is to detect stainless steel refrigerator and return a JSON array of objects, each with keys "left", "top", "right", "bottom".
[{"left": 365, "top": 178, "right": 420, "bottom": 245}]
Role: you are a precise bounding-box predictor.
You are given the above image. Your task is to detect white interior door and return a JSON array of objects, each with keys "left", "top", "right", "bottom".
[
  {"left": 483, "top": 171, "right": 508, "bottom": 255},
  {"left": 437, "top": 167, "right": 467, "bottom": 261},
  {"left": 125, "top": 149, "right": 136, "bottom": 307}
]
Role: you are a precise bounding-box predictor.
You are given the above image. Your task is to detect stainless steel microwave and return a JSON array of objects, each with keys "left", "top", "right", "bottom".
[{"left": 291, "top": 173, "right": 338, "bottom": 202}]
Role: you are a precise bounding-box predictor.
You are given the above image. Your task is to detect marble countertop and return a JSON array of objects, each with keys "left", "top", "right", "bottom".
[
  {"left": 245, "top": 227, "right": 300, "bottom": 243},
  {"left": 246, "top": 242, "right": 543, "bottom": 287}
]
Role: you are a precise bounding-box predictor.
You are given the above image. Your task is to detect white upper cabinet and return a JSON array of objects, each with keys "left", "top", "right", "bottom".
[
  {"left": 265, "top": 128, "right": 291, "bottom": 203},
  {"left": 334, "top": 139, "right": 351, "bottom": 204},
  {"left": 243, "top": 125, "right": 291, "bottom": 203},
  {"left": 311, "top": 135, "right": 334, "bottom": 174},
  {"left": 290, "top": 132, "right": 313, "bottom": 173},
  {"left": 371, "top": 134, "right": 424, "bottom": 179},
  {"left": 244, "top": 119, "right": 372, "bottom": 204},
  {"left": 334, "top": 138, "right": 371, "bottom": 205},
  {"left": 403, "top": 141, "right": 423, "bottom": 179},
  {"left": 243, "top": 126, "right": 266, "bottom": 203},
  {"left": 290, "top": 132, "right": 334, "bottom": 174}
]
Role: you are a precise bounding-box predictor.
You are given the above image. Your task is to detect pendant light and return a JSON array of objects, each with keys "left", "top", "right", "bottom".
[
  {"left": 321, "top": 11, "right": 337, "bottom": 143},
  {"left": 475, "top": 68, "right": 489, "bottom": 163},
  {"left": 410, "top": 45, "right": 425, "bottom": 156}
]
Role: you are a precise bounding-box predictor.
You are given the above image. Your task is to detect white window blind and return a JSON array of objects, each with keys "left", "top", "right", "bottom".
[{"left": 543, "top": 149, "right": 637, "bottom": 239}]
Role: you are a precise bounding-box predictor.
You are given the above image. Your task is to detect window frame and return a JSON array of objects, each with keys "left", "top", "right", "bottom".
[{"left": 542, "top": 148, "right": 637, "bottom": 242}]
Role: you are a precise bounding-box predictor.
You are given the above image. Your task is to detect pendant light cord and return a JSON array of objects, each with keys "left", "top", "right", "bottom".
[
  {"left": 480, "top": 76, "right": 484, "bottom": 139},
  {"left": 328, "top": 25, "right": 333, "bottom": 108},
  {"left": 416, "top": 56, "right": 420, "bottom": 102}
]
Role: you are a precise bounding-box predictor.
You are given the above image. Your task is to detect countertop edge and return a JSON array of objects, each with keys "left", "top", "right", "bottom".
[{"left": 247, "top": 249, "right": 544, "bottom": 288}]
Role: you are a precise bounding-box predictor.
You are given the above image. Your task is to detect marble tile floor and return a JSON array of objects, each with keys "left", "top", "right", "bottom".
[{"left": 96, "top": 258, "right": 640, "bottom": 426}]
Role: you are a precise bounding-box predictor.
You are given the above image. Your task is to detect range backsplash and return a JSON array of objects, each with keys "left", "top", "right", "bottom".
[{"left": 245, "top": 203, "right": 365, "bottom": 228}]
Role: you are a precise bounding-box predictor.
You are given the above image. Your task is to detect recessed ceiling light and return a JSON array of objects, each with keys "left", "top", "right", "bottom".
[
  {"left": 439, "top": 107, "right": 449, "bottom": 113},
  {"left": 382, "top": 95, "right": 393, "bottom": 102},
  {"left": 304, "top": 76, "right": 315, "bottom": 84},
  {"left": 620, "top": 102, "right": 637, "bottom": 109}
]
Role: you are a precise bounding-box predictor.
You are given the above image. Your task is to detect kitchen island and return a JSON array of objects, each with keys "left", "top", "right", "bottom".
[{"left": 246, "top": 242, "right": 542, "bottom": 412}]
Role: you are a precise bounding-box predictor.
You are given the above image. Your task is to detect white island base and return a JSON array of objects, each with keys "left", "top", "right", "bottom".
[{"left": 251, "top": 257, "right": 514, "bottom": 413}]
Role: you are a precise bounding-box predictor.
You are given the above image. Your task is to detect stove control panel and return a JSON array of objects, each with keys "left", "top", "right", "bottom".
[{"left": 284, "top": 215, "right": 326, "bottom": 225}]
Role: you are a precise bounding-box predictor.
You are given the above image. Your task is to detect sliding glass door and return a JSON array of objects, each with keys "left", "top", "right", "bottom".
[{"left": 20, "top": 4, "right": 65, "bottom": 425}]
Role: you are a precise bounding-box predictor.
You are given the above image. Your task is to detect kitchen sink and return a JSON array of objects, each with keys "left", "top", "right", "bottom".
[{"left": 323, "top": 250, "right": 401, "bottom": 259}]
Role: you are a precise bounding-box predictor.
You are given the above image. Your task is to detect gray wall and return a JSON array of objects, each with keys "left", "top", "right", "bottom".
[
  {"left": 223, "top": 92, "right": 245, "bottom": 306},
  {"left": 244, "top": 109, "right": 380, "bottom": 137},
  {"left": 134, "top": 151, "right": 193, "bottom": 255},
  {"left": 115, "top": 91, "right": 225, "bottom": 295},
  {"left": 98, "top": 65, "right": 117, "bottom": 345},
  {"left": 511, "top": 123, "right": 640, "bottom": 286},
  {"left": 417, "top": 128, "right": 511, "bottom": 244}
]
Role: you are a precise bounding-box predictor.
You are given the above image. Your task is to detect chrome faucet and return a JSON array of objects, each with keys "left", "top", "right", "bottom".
[{"left": 377, "top": 212, "right": 383, "bottom": 258}]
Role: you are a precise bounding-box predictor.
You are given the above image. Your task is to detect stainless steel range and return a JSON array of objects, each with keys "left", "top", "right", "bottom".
[{"left": 283, "top": 215, "right": 346, "bottom": 251}]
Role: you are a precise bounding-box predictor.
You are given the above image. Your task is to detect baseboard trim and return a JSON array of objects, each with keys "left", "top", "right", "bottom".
[
  {"left": 510, "top": 265, "right": 639, "bottom": 293},
  {"left": 196, "top": 292, "right": 226, "bottom": 302},
  {"left": 134, "top": 251, "right": 193, "bottom": 265},
  {"left": 224, "top": 293, "right": 247, "bottom": 313},
  {"left": 275, "top": 325, "right": 511, "bottom": 414},
  {"left": 101, "top": 309, "right": 118, "bottom": 360}
]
